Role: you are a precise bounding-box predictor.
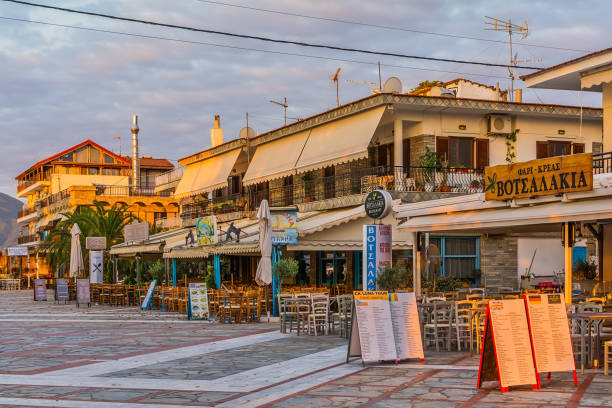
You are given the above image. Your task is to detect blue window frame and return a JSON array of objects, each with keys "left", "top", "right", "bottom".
[{"left": 430, "top": 236, "right": 479, "bottom": 279}]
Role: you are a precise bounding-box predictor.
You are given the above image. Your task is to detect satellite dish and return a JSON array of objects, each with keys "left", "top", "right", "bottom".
[
  {"left": 383, "top": 77, "right": 402, "bottom": 94},
  {"left": 239, "top": 126, "right": 255, "bottom": 139}
]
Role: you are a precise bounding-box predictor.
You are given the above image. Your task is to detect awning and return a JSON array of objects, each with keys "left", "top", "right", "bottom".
[
  {"left": 288, "top": 240, "right": 411, "bottom": 251},
  {"left": 174, "top": 149, "right": 241, "bottom": 198},
  {"left": 242, "top": 129, "right": 310, "bottom": 186},
  {"left": 164, "top": 247, "right": 210, "bottom": 259},
  {"left": 297, "top": 206, "right": 365, "bottom": 236},
  {"left": 398, "top": 196, "right": 612, "bottom": 233},
  {"left": 109, "top": 242, "right": 164, "bottom": 256},
  {"left": 209, "top": 242, "right": 260, "bottom": 255},
  {"left": 294, "top": 106, "right": 385, "bottom": 173}
]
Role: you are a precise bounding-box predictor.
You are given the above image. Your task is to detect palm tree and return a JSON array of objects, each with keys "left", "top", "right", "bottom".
[{"left": 42, "top": 209, "right": 91, "bottom": 274}]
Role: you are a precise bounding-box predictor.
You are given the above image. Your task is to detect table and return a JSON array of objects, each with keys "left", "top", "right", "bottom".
[{"left": 568, "top": 312, "right": 612, "bottom": 372}]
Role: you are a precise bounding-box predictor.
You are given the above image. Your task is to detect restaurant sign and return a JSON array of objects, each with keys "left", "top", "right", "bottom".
[
  {"left": 484, "top": 153, "right": 593, "bottom": 201},
  {"left": 270, "top": 209, "right": 298, "bottom": 244},
  {"left": 195, "top": 216, "right": 217, "bottom": 246}
]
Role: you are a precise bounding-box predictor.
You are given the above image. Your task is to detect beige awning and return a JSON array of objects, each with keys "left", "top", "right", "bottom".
[
  {"left": 164, "top": 246, "right": 210, "bottom": 259},
  {"left": 109, "top": 242, "right": 164, "bottom": 256},
  {"left": 242, "top": 129, "right": 310, "bottom": 186},
  {"left": 294, "top": 106, "right": 385, "bottom": 174},
  {"left": 175, "top": 149, "right": 241, "bottom": 198},
  {"left": 209, "top": 242, "right": 260, "bottom": 255},
  {"left": 288, "top": 240, "right": 411, "bottom": 251}
]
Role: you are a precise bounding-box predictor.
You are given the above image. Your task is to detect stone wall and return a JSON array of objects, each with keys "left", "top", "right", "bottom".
[
  {"left": 480, "top": 235, "right": 518, "bottom": 289},
  {"left": 410, "top": 134, "right": 435, "bottom": 166}
]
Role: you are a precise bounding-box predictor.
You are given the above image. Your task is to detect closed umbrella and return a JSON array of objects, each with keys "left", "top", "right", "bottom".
[
  {"left": 69, "top": 223, "right": 84, "bottom": 278},
  {"left": 255, "top": 199, "right": 272, "bottom": 286}
]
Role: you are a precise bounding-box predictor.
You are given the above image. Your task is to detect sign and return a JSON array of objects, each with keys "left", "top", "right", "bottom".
[
  {"left": 347, "top": 291, "right": 397, "bottom": 363},
  {"left": 89, "top": 251, "right": 104, "bottom": 284},
  {"left": 270, "top": 209, "right": 298, "bottom": 244},
  {"left": 123, "top": 222, "right": 150, "bottom": 242},
  {"left": 86, "top": 237, "right": 107, "bottom": 250},
  {"left": 188, "top": 282, "right": 209, "bottom": 320},
  {"left": 477, "top": 299, "right": 538, "bottom": 392},
  {"left": 364, "top": 190, "right": 392, "bottom": 219},
  {"left": 362, "top": 224, "right": 392, "bottom": 291},
  {"left": 389, "top": 292, "right": 424, "bottom": 361},
  {"left": 524, "top": 293, "right": 577, "bottom": 385},
  {"left": 56, "top": 278, "right": 69, "bottom": 302},
  {"left": 484, "top": 153, "right": 593, "bottom": 201},
  {"left": 195, "top": 216, "right": 217, "bottom": 246},
  {"left": 76, "top": 279, "right": 90, "bottom": 306},
  {"left": 34, "top": 279, "right": 47, "bottom": 301},
  {"left": 7, "top": 247, "right": 28, "bottom": 256},
  {"left": 141, "top": 280, "right": 157, "bottom": 310}
]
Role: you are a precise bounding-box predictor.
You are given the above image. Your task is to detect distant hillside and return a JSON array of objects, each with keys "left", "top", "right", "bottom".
[{"left": 0, "top": 193, "right": 23, "bottom": 248}]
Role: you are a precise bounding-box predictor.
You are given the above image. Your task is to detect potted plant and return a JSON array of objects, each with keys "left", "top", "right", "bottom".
[
  {"left": 418, "top": 148, "right": 442, "bottom": 192},
  {"left": 574, "top": 258, "right": 597, "bottom": 280},
  {"left": 274, "top": 258, "right": 299, "bottom": 290},
  {"left": 376, "top": 264, "right": 412, "bottom": 292}
]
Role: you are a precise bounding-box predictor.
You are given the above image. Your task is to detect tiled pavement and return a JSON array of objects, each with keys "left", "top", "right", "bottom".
[{"left": 0, "top": 290, "right": 610, "bottom": 407}]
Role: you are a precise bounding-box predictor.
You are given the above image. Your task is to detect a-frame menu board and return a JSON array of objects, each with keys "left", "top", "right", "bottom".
[
  {"left": 524, "top": 293, "right": 577, "bottom": 387},
  {"left": 389, "top": 292, "right": 424, "bottom": 361},
  {"left": 477, "top": 299, "right": 538, "bottom": 392}
]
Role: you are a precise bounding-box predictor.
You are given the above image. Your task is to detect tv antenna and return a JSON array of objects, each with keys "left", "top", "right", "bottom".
[
  {"left": 346, "top": 79, "right": 381, "bottom": 94},
  {"left": 113, "top": 135, "right": 121, "bottom": 155},
  {"left": 331, "top": 67, "right": 341, "bottom": 107},
  {"left": 269, "top": 97, "right": 288, "bottom": 126},
  {"left": 485, "top": 16, "right": 532, "bottom": 101}
]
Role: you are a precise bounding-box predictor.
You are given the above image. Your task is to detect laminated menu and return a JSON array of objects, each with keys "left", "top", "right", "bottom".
[
  {"left": 389, "top": 292, "right": 424, "bottom": 361},
  {"left": 189, "top": 282, "right": 209, "bottom": 320}
]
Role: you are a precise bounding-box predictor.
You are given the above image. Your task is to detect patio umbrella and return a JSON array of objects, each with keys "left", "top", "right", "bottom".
[
  {"left": 255, "top": 199, "right": 272, "bottom": 286},
  {"left": 69, "top": 223, "right": 84, "bottom": 278}
]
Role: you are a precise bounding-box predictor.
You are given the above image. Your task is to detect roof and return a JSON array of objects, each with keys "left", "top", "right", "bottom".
[
  {"left": 520, "top": 47, "right": 612, "bottom": 81},
  {"left": 409, "top": 78, "right": 502, "bottom": 96},
  {"left": 16, "top": 139, "right": 131, "bottom": 180},
  {"left": 122, "top": 156, "right": 174, "bottom": 170}
]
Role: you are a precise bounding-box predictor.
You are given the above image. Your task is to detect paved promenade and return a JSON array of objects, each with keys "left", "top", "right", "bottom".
[{"left": 0, "top": 290, "right": 610, "bottom": 407}]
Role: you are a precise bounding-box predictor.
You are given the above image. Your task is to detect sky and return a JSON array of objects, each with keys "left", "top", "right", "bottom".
[{"left": 0, "top": 0, "right": 609, "bottom": 197}]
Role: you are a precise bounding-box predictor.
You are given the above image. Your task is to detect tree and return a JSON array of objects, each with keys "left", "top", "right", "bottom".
[{"left": 409, "top": 80, "right": 443, "bottom": 93}]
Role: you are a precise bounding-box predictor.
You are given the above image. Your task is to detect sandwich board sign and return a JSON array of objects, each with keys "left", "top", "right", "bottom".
[
  {"left": 524, "top": 293, "right": 577, "bottom": 387},
  {"left": 76, "top": 279, "right": 91, "bottom": 307},
  {"left": 389, "top": 292, "right": 424, "bottom": 361},
  {"left": 55, "top": 278, "right": 69, "bottom": 303},
  {"left": 347, "top": 291, "right": 397, "bottom": 364},
  {"left": 477, "top": 299, "right": 538, "bottom": 392},
  {"left": 188, "top": 282, "right": 209, "bottom": 320},
  {"left": 33, "top": 279, "right": 47, "bottom": 301},
  {"left": 141, "top": 280, "right": 157, "bottom": 310}
]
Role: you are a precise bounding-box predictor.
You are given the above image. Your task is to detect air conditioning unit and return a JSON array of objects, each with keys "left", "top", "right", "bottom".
[{"left": 488, "top": 115, "right": 512, "bottom": 134}]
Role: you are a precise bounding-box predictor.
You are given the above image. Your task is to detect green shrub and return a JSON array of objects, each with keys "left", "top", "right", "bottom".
[
  {"left": 274, "top": 258, "right": 299, "bottom": 279},
  {"left": 376, "top": 264, "right": 411, "bottom": 292}
]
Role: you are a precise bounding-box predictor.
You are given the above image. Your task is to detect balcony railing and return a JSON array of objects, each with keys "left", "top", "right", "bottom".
[
  {"left": 593, "top": 152, "right": 611, "bottom": 174},
  {"left": 154, "top": 166, "right": 184, "bottom": 187},
  {"left": 17, "top": 207, "right": 37, "bottom": 218},
  {"left": 17, "top": 234, "right": 38, "bottom": 245},
  {"left": 94, "top": 185, "right": 172, "bottom": 197},
  {"left": 17, "top": 175, "right": 46, "bottom": 193},
  {"left": 39, "top": 189, "right": 70, "bottom": 209},
  {"left": 181, "top": 165, "right": 483, "bottom": 219}
]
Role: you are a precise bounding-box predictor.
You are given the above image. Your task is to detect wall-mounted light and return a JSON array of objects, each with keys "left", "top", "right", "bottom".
[
  {"left": 558, "top": 129, "right": 565, "bottom": 135},
  {"left": 458, "top": 124, "right": 467, "bottom": 130}
]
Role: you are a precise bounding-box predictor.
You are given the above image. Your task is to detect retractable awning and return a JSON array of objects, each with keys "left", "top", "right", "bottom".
[
  {"left": 294, "top": 106, "right": 385, "bottom": 173},
  {"left": 174, "top": 149, "right": 242, "bottom": 198},
  {"left": 242, "top": 129, "right": 310, "bottom": 186}
]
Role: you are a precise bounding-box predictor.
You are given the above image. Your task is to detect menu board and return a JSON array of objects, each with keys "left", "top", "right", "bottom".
[
  {"left": 56, "top": 278, "right": 69, "bottom": 302},
  {"left": 389, "top": 292, "right": 424, "bottom": 361},
  {"left": 188, "top": 283, "right": 209, "bottom": 320},
  {"left": 478, "top": 299, "right": 537, "bottom": 391},
  {"left": 524, "top": 294, "right": 576, "bottom": 375},
  {"left": 348, "top": 291, "right": 397, "bottom": 363},
  {"left": 141, "top": 280, "right": 157, "bottom": 310},
  {"left": 76, "top": 279, "right": 90, "bottom": 306},
  {"left": 34, "top": 279, "right": 47, "bottom": 301}
]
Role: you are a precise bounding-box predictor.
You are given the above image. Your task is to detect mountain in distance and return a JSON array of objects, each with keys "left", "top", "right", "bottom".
[{"left": 0, "top": 193, "right": 23, "bottom": 248}]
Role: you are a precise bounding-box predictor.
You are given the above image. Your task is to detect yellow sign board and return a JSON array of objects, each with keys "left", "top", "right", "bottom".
[{"left": 484, "top": 153, "right": 593, "bottom": 201}]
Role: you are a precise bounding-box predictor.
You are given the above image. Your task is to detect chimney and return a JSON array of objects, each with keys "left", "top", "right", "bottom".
[
  {"left": 515, "top": 89, "right": 522, "bottom": 103},
  {"left": 131, "top": 114, "right": 140, "bottom": 189},
  {"left": 210, "top": 115, "right": 224, "bottom": 147}
]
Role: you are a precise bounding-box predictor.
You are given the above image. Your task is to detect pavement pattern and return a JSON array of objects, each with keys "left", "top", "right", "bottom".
[{"left": 0, "top": 290, "right": 610, "bottom": 407}]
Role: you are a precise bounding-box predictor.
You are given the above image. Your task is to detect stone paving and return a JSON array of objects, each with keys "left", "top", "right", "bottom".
[{"left": 0, "top": 290, "right": 610, "bottom": 407}]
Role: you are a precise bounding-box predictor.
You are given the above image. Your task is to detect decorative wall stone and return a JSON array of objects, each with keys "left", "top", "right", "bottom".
[
  {"left": 480, "top": 235, "right": 518, "bottom": 289},
  {"left": 410, "top": 134, "right": 435, "bottom": 166}
]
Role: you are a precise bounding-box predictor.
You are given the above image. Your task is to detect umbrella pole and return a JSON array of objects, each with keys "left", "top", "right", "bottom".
[{"left": 272, "top": 245, "right": 279, "bottom": 317}]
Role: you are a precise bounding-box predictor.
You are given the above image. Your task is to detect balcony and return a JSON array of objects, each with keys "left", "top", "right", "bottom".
[
  {"left": 16, "top": 176, "right": 48, "bottom": 197},
  {"left": 17, "top": 234, "right": 39, "bottom": 245},
  {"left": 39, "top": 189, "right": 70, "bottom": 209},
  {"left": 154, "top": 167, "right": 184, "bottom": 193},
  {"left": 16, "top": 207, "right": 40, "bottom": 224},
  {"left": 94, "top": 185, "right": 172, "bottom": 198},
  {"left": 593, "top": 152, "right": 611, "bottom": 174}
]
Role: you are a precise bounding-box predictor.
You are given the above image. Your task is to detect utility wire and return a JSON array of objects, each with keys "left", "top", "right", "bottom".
[
  {"left": 0, "top": 15, "right": 509, "bottom": 79},
  {"left": 1, "top": 0, "right": 544, "bottom": 70},
  {"left": 192, "top": 0, "right": 590, "bottom": 53}
]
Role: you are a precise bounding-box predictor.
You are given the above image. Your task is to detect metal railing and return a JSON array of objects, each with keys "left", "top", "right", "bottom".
[
  {"left": 17, "top": 175, "right": 46, "bottom": 193},
  {"left": 39, "top": 189, "right": 70, "bottom": 209},
  {"left": 17, "top": 234, "right": 38, "bottom": 245},
  {"left": 94, "top": 185, "right": 172, "bottom": 197},
  {"left": 17, "top": 207, "right": 37, "bottom": 218},
  {"left": 154, "top": 166, "right": 184, "bottom": 187},
  {"left": 593, "top": 152, "right": 611, "bottom": 174}
]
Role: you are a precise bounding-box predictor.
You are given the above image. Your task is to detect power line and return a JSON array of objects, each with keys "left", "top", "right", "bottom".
[
  {"left": 192, "top": 0, "right": 591, "bottom": 53},
  {"left": 1, "top": 0, "right": 544, "bottom": 70},
  {"left": 0, "top": 15, "right": 510, "bottom": 79}
]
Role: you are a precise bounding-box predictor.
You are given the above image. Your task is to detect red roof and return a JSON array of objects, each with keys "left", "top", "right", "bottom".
[
  {"left": 123, "top": 156, "right": 174, "bottom": 170},
  {"left": 520, "top": 47, "right": 612, "bottom": 80}
]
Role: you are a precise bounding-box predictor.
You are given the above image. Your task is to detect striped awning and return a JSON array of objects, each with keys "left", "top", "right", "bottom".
[
  {"left": 109, "top": 242, "right": 164, "bottom": 256},
  {"left": 163, "top": 247, "right": 210, "bottom": 259},
  {"left": 174, "top": 149, "right": 241, "bottom": 198}
]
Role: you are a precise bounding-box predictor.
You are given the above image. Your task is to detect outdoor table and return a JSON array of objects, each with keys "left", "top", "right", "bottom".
[
  {"left": 568, "top": 312, "right": 612, "bottom": 372},
  {"left": 157, "top": 289, "right": 172, "bottom": 312},
  {"left": 280, "top": 298, "right": 310, "bottom": 336}
]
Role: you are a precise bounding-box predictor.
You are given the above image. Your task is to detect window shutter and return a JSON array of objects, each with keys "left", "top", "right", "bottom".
[
  {"left": 402, "top": 139, "right": 410, "bottom": 168},
  {"left": 572, "top": 143, "right": 585, "bottom": 154},
  {"left": 536, "top": 141, "right": 549, "bottom": 159},
  {"left": 436, "top": 137, "right": 449, "bottom": 162},
  {"left": 476, "top": 138, "right": 489, "bottom": 169}
]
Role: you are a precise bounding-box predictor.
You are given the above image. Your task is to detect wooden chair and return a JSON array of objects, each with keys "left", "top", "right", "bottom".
[
  {"left": 605, "top": 341, "right": 612, "bottom": 376},
  {"left": 467, "top": 294, "right": 483, "bottom": 301},
  {"left": 110, "top": 286, "right": 126, "bottom": 306},
  {"left": 424, "top": 301, "right": 454, "bottom": 351},
  {"left": 454, "top": 300, "right": 474, "bottom": 351},
  {"left": 278, "top": 294, "right": 296, "bottom": 333},
  {"left": 307, "top": 294, "right": 329, "bottom": 336}
]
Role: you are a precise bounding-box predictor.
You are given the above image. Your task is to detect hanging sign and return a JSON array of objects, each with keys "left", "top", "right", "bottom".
[
  {"left": 141, "top": 280, "right": 157, "bottom": 310},
  {"left": 477, "top": 299, "right": 538, "bottom": 392},
  {"left": 33, "top": 279, "right": 47, "bottom": 301},
  {"left": 524, "top": 293, "right": 577, "bottom": 386},
  {"left": 7, "top": 247, "right": 28, "bottom": 256},
  {"left": 56, "top": 278, "right": 69, "bottom": 302},
  {"left": 195, "top": 216, "right": 217, "bottom": 246},
  {"left": 362, "top": 224, "right": 392, "bottom": 291},
  {"left": 89, "top": 251, "right": 104, "bottom": 284},
  {"left": 347, "top": 291, "right": 397, "bottom": 363},
  {"left": 364, "top": 190, "right": 393, "bottom": 219},
  {"left": 389, "top": 292, "right": 424, "bottom": 361},
  {"left": 76, "top": 279, "right": 90, "bottom": 307},
  {"left": 86, "top": 237, "right": 107, "bottom": 250},
  {"left": 188, "top": 282, "right": 209, "bottom": 320},
  {"left": 270, "top": 209, "right": 298, "bottom": 244},
  {"left": 123, "top": 222, "right": 150, "bottom": 242},
  {"left": 484, "top": 153, "right": 593, "bottom": 201}
]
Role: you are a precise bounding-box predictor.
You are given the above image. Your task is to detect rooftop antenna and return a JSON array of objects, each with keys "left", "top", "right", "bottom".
[
  {"left": 331, "top": 67, "right": 341, "bottom": 107},
  {"left": 113, "top": 135, "right": 121, "bottom": 156},
  {"left": 378, "top": 62, "right": 382, "bottom": 92},
  {"left": 484, "top": 16, "right": 530, "bottom": 101},
  {"left": 346, "top": 79, "right": 381, "bottom": 94},
  {"left": 270, "top": 97, "right": 288, "bottom": 126}
]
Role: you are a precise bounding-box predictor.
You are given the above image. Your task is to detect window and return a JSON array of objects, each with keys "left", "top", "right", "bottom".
[
  {"left": 228, "top": 175, "right": 242, "bottom": 196},
  {"left": 318, "top": 251, "right": 347, "bottom": 286},
  {"left": 75, "top": 146, "right": 88, "bottom": 162},
  {"left": 536, "top": 141, "right": 582, "bottom": 159},
  {"left": 549, "top": 141, "right": 571, "bottom": 157},
  {"left": 90, "top": 148, "right": 101, "bottom": 163},
  {"left": 281, "top": 175, "right": 293, "bottom": 206},
  {"left": 377, "top": 144, "right": 394, "bottom": 167},
  {"left": 102, "top": 168, "right": 119, "bottom": 176},
  {"left": 428, "top": 236, "right": 479, "bottom": 281},
  {"left": 60, "top": 152, "right": 73, "bottom": 162},
  {"left": 324, "top": 166, "right": 335, "bottom": 199},
  {"left": 104, "top": 154, "right": 115, "bottom": 164},
  {"left": 450, "top": 137, "right": 474, "bottom": 167},
  {"left": 88, "top": 167, "right": 100, "bottom": 175}
]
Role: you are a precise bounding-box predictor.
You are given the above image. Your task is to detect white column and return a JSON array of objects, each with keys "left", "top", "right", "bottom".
[{"left": 394, "top": 119, "right": 404, "bottom": 190}]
